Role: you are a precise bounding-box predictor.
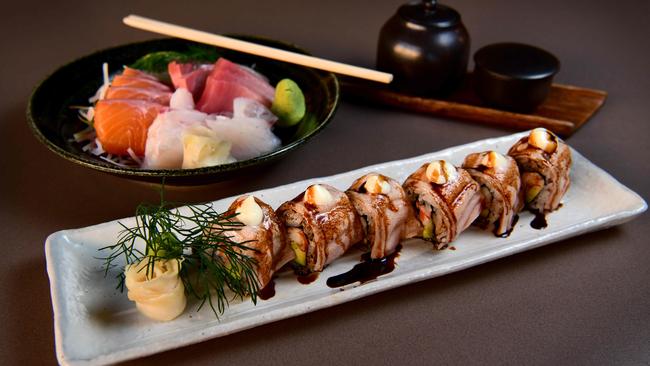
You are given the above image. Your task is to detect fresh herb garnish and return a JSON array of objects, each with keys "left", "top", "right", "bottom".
[
  {"left": 99, "top": 187, "right": 260, "bottom": 317},
  {"left": 129, "top": 46, "right": 221, "bottom": 74}
]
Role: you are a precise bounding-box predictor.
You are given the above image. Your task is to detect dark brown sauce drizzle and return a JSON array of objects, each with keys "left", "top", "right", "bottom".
[
  {"left": 326, "top": 245, "right": 402, "bottom": 288},
  {"left": 297, "top": 272, "right": 320, "bottom": 285},
  {"left": 530, "top": 211, "right": 548, "bottom": 229},
  {"left": 496, "top": 214, "right": 519, "bottom": 238},
  {"left": 449, "top": 246, "right": 457, "bottom": 251},
  {"left": 258, "top": 279, "right": 276, "bottom": 300}
]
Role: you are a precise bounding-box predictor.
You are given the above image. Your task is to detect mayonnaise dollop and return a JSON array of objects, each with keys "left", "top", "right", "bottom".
[
  {"left": 125, "top": 257, "right": 186, "bottom": 321},
  {"left": 426, "top": 160, "right": 458, "bottom": 184},
  {"left": 235, "top": 196, "right": 264, "bottom": 226},
  {"left": 528, "top": 128, "right": 557, "bottom": 153},
  {"left": 305, "top": 184, "right": 335, "bottom": 206},
  {"left": 481, "top": 151, "right": 509, "bottom": 171},
  {"left": 364, "top": 174, "right": 392, "bottom": 194}
]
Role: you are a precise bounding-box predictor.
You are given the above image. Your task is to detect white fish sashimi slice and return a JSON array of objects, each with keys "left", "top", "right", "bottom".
[
  {"left": 233, "top": 97, "right": 278, "bottom": 125},
  {"left": 143, "top": 110, "right": 207, "bottom": 169},
  {"left": 169, "top": 88, "right": 195, "bottom": 110},
  {"left": 205, "top": 116, "right": 281, "bottom": 161}
]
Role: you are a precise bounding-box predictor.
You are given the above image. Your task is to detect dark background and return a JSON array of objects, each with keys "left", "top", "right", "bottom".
[{"left": 2, "top": 0, "right": 649, "bottom": 364}]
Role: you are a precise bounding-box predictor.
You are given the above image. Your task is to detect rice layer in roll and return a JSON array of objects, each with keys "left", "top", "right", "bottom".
[
  {"left": 403, "top": 160, "right": 481, "bottom": 249},
  {"left": 346, "top": 173, "right": 421, "bottom": 259},
  {"left": 462, "top": 151, "right": 523, "bottom": 237},
  {"left": 276, "top": 184, "right": 364, "bottom": 273},
  {"left": 508, "top": 128, "right": 572, "bottom": 213},
  {"left": 224, "top": 195, "right": 294, "bottom": 288}
]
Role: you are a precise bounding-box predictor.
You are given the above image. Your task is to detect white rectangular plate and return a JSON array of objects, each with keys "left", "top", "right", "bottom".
[{"left": 46, "top": 132, "right": 647, "bottom": 365}]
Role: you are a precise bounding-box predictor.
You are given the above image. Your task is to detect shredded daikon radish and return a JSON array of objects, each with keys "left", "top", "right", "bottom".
[
  {"left": 89, "top": 63, "right": 111, "bottom": 103},
  {"left": 77, "top": 106, "right": 94, "bottom": 122},
  {"left": 94, "top": 138, "right": 105, "bottom": 155},
  {"left": 73, "top": 126, "right": 96, "bottom": 142},
  {"left": 100, "top": 155, "right": 132, "bottom": 168},
  {"left": 126, "top": 148, "right": 143, "bottom": 165}
]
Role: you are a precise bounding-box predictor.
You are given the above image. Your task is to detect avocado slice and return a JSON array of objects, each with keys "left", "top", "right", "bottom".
[
  {"left": 290, "top": 241, "right": 306, "bottom": 266},
  {"left": 422, "top": 221, "right": 434, "bottom": 240},
  {"left": 526, "top": 185, "right": 543, "bottom": 203}
]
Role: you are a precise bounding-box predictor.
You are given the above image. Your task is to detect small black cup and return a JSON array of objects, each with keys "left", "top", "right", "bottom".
[{"left": 473, "top": 43, "right": 560, "bottom": 112}]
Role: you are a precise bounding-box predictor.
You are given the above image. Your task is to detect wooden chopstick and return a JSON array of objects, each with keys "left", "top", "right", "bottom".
[
  {"left": 340, "top": 77, "right": 607, "bottom": 137},
  {"left": 123, "top": 15, "right": 393, "bottom": 84}
]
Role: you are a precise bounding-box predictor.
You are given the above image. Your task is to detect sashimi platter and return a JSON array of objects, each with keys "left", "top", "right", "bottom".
[{"left": 28, "top": 37, "right": 339, "bottom": 183}]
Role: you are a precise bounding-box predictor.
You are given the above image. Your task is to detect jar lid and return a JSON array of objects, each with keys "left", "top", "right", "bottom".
[
  {"left": 398, "top": 0, "right": 461, "bottom": 28},
  {"left": 474, "top": 43, "right": 560, "bottom": 80}
]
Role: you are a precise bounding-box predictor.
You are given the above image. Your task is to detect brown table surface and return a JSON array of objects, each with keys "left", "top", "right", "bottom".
[{"left": 2, "top": 0, "right": 649, "bottom": 365}]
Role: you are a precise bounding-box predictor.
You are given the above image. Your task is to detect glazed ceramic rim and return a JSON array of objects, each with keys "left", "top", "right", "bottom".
[{"left": 26, "top": 36, "right": 340, "bottom": 179}]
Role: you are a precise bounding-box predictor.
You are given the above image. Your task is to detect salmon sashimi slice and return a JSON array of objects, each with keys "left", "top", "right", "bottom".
[
  {"left": 94, "top": 99, "right": 166, "bottom": 156},
  {"left": 168, "top": 62, "right": 213, "bottom": 101},
  {"left": 197, "top": 79, "right": 271, "bottom": 114},
  {"left": 121, "top": 66, "right": 159, "bottom": 80},
  {"left": 105, "top": 86, "right": 172, "bottom": 105},
  {"left": 111, "top": 75, "right": 171, "bottom": 92}
]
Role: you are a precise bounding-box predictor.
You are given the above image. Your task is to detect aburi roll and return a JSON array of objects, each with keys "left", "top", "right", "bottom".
[
  {"left": 276, "top": 184, "right": 364, "bottom": 274},
  {"left": 403, "top": 160, "right": 482, "bottom": 249},
  {"left": 508, "top": 128, "right": 572, "bottom": 213},
  {"left": 346, "top": 173, "right": 421, "bottom": 259},
  {"left": 224, "top": 195, "right": 294, "bottom": 288},
  {"left": 463, "top": 151, "right": 523, "bottom": 237}
]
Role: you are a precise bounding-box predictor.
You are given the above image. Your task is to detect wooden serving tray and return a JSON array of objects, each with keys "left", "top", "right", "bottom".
[{"left": 341, "top": 74, "right": 607, "bottom": 137}]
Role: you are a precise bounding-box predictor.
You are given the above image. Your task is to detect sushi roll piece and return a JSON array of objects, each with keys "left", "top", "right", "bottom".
[
  {"left": 222, "top": 196, "right": 294, "bottom": 289},
  {"left": 346, "top": 173, "right": 421, "bottom": 259},
  {"left": 508, "top": 128, "right": 572, "bottom": 213},
  {"left": 462, "top": 151, "right": 523, "bottom": 237},
  {"left": 276, "top": 184, "right": 364, "bottom": 274},
  {"left": 403, "top": 160, "right": 482, "bottom": 249}
]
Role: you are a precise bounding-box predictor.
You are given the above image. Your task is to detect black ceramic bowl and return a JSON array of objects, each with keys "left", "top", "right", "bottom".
[
  {"left": 27, "top": 37, "right": 339, "bottom": 185},
  {"left": 473, "top": 43, "right": 559, "bottom": 112}
]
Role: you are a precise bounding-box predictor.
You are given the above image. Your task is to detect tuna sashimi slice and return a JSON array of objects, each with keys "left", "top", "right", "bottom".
[
  {"left": 197, "top": 79, "right": 271, "bottom": 114},
  {"left": 105, "top": 86, "right": 172, "bottom": 105},
  {"left": 111, "top": 75, "right": 171, "bottom": 92},
  {"left": 209, "top": 58, "right": 275, "bottom": 102},
  {"left": 94, "top": 99, "right": 165, "bottom": 156},
  {"left": 168, "top": 62, "right": 213, "bottom": 101}
]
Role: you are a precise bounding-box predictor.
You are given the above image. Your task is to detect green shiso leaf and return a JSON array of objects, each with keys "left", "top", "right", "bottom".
[{"left": 129, "top": 46, "right": 221, "bottom": 74}]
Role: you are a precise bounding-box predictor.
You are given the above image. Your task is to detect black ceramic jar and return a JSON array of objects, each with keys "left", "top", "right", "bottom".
[
  {"left": 473, "top": 43, "right": 560, "bottom": 112},
  {"left": 377, "top": 0, "right": 470, "bottom": 97}
]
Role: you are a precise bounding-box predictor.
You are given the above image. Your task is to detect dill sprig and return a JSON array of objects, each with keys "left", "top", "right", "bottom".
[{"left": 99, "top": 187, "right": 260, "bottom": 317}]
